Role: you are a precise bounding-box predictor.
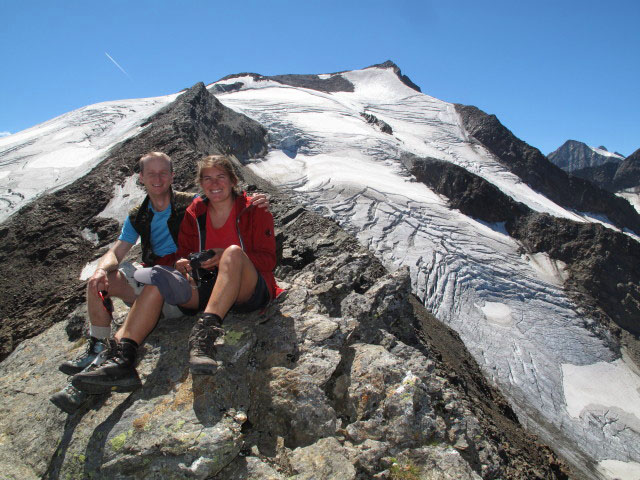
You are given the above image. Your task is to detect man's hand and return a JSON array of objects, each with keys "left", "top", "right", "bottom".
[
  {"left": 175, "top": 258, "right": 192, "bottom": 277},
  {"left": 87, "top": 268, "right": 109, "bottom": 298},
  {"left": 249, "top": 193, "right": 270, "bottom": 211}
]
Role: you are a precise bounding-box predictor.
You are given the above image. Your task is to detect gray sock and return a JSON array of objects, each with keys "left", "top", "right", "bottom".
[{"left": 89, "top": 325, "right": 111, "bottom": 340}]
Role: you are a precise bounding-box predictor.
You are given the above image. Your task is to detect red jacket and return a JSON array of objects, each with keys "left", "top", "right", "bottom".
[{"left": 177, "top": 192, "right": 278, "bottom": 299}]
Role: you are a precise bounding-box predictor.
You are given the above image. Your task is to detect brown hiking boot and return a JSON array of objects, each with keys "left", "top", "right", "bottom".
[{"left": 188, "top": 313, "right": 224, "bottom": 375}]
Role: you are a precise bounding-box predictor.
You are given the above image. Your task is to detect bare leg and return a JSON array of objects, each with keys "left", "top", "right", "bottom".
[
  {"left": 87, "top": 270, "right": 137, "bottom": 328},
  {"left": 204, "top": 245, "right": 259, "bottom": 318},
  {"left": 114, "top": 285, "right": 165, "bottom": 344},
  {"left": 185, "top": 246, "right": 258, "bottom": 374}
]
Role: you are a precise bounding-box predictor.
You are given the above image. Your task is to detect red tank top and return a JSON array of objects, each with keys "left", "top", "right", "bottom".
[{"left": 205, "top": 204, "right": 240, "bottom": 250}]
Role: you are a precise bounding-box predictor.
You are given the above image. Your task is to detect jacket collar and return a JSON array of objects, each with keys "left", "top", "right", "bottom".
[{"left": 140, "top": 187, "right": 176, "bottom": 214}]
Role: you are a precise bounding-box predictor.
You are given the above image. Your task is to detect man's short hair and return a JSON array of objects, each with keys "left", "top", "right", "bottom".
[{"left": 139, "top": 152, "right": 173, "bottom": 173}]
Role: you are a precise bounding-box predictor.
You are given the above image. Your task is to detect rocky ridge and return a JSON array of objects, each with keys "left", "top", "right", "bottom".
[
  {"left": 0, "top": 83, "right": 572, "bottom": 479},
  {"left": 454, "top": 105, "right": 640, "bottom": 234},
  {"left": 213, "top": 60, "right": 420, "bottom": 96},
  {"left": 0, "top": 182, "right": 570, "bottom": 480}
]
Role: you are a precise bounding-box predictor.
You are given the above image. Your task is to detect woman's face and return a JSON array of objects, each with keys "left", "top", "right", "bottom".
[{"left": 200, "top": 166, "right": 235, "bottom": 204}]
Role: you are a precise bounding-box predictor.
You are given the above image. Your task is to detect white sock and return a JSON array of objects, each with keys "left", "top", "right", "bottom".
[{"left": 89, "top": 325, "right": 111, "bottom": 340}]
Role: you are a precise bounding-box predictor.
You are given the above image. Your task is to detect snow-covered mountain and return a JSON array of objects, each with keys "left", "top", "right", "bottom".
[
  {"left": 548, "top": 140, "right": 624, "bottom": 172},
  {"left": 205, "top": 64, "right": 640, "bottom": 479},
  {"left": 1, "top": 62, "right": 639, "bottom": 480},
  {"left": 0, "top": 94, "right": 178, "bottom": 223}
]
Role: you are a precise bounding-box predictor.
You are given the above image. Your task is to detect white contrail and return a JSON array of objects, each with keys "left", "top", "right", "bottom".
[{"left": 104, "top": 52, "right": 131, "bottom": 78}]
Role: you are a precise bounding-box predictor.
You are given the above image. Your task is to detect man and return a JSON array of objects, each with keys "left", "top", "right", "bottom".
[{"left": 50, "top": 152, "right": 268, "bottom": 413}]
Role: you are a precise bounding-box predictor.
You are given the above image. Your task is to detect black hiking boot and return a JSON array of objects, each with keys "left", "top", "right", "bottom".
[
  {"left": 59, "top": 336, "right": 107, "bottom": 375},
  {"left": 189, "top": 313, "right": 224, "bottom": 375},
  {"left": 71, "top": 339, "right": 141, "bottom": 394}
]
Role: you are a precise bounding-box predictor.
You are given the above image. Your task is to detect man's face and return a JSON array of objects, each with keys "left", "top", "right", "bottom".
[{"left": 139, "top": 156, "right": 173, "bottom": 195}]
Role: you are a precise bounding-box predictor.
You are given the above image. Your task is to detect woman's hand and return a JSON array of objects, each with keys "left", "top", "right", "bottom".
[{"left": 199, "top": 248, "right": 224, "bottom": 269}]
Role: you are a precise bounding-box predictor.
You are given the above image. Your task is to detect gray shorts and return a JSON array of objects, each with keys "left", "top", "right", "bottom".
[{"left": 119, "top": 261, "right": 183, "bottom": 320}]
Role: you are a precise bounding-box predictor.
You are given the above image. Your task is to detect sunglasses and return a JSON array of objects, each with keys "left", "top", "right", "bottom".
[{"left": 98, "top": 290, "right": 114, "bottom": 315}]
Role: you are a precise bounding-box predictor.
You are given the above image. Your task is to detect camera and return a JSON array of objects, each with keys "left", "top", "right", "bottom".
[
  {"left": 188, "top": 249, "right": 218, "bottom": 284},
  {"left": 189, "top": 249, "right": 215, "bottom": 270}
]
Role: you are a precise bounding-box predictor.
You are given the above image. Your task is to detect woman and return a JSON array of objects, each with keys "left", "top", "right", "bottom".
[{"left": 174, "top": 154, "right": 279, "bottom": 374}]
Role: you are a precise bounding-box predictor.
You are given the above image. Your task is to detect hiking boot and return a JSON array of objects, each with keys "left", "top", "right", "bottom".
[
  {"left": 50, "top": 382, "right": 90, "bottom": 415},
  {"left": 50, "top": 346, "right": 112, "bottom": 414},
  {"left": 71, "top": 339, "right": 141, "bottom": 394},
  {"left": 59, "top": 336, "right": 107, "bottom": 375},
  {"left": 189, "top": 313, "right": 224, "bottom": 375}
]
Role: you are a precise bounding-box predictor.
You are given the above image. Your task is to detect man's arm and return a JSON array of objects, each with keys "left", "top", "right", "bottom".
[
  {"left": 248, "top": 193, "right": 270, "bottom": 211},
  {"left": 87, "top": 240, "right": 134, "bottom": 297}
]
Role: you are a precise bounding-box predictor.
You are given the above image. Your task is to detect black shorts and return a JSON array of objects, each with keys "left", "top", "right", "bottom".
[{"left": 178, "top": 273, "right": 270, "bottom": 316}]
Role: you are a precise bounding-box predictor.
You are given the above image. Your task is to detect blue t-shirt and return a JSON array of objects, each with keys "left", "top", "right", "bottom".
[{"left": 119, "top": 203, "right": 177, "bottom": 257}]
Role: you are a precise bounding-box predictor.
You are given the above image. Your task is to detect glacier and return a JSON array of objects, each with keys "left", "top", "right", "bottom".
[{"left": 208, "top": 66, "right": 640, "bottom": 478}]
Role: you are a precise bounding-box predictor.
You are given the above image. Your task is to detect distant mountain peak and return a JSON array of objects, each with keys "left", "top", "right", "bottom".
[{"left": 548, "top": 139, "right": 623, "bottom": 172}]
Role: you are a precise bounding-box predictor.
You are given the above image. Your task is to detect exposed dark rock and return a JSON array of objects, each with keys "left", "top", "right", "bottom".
[
  {"left": 570, "top": 161, "right": 621, "bottom": 192},
  {"left": 563, "top": 147, "right": 639, "bottom": 193},
  {"left": 455, "top": 104, "right": 640, "bottom": 234},
  {"left": 506, "top": 213, "right": 640, "bottom": 337},
  {"left": 217, "top": 72, "right": 355, "bottom": 93},
  {"left": 402, "top": 153, "right": 528, "bottom": 222},
  {"left": 0, "top": 83, "right": 268, "bottom": 361},
  {"left": 211, "top": 82, "right": 244, "bottom": 94},
  {"left": 548, "top": 140, "right": 623, "bottom": 172},
  {"left": 613, "top": 147, "right": 640, "bottom": 190},
  {"left": 361, "top": 112, "right": 393, "bottom": 134},
  {"left": 268, "top": 74, "right": 355, "bottom": 93}
]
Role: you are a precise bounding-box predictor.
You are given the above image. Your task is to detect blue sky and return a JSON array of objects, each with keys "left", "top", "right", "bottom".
[{"left": 1, "top": 0, "right": 638, "bottom": 156}]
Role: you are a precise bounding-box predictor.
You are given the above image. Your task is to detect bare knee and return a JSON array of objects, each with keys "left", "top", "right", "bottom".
[
  {"left": 141, "top": 284, "right": 161, "bottom": 297},
  {"left": 223, "top": 245, "right": 244, "bottom": 258},
  {"left": 219, "top": 245, "right": 245, "bottom": 269}
]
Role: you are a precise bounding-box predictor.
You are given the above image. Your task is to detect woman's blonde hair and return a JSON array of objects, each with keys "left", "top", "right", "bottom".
[{"left": 196, "top": 154, "right": 241, "bottom": 196}]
